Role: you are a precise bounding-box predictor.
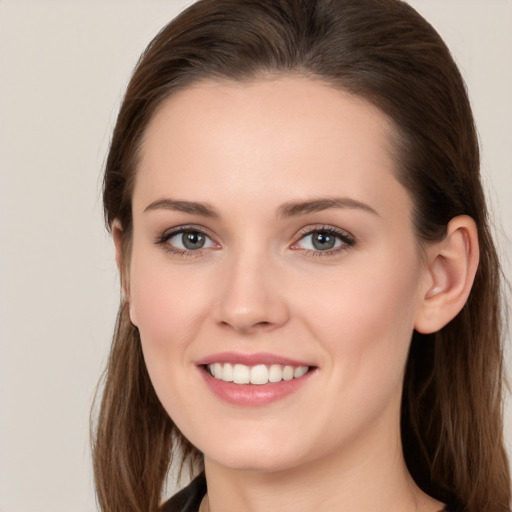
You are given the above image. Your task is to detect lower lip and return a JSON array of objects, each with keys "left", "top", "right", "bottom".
[{"left": 199, "top": 367, "right": 314, "bottom": 406}]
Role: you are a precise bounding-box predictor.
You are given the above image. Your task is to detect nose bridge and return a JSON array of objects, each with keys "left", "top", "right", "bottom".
[{"left": 215, "top": 241, "right": 288, "bottom": 333}]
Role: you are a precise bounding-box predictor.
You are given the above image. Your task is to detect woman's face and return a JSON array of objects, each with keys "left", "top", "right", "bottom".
[{"left": 126, "top": 77, "right": 431, "bottom": 473}]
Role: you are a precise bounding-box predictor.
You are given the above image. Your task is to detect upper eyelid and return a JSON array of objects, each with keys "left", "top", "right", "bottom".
[
  {"left": 159, "top": 224, "right": 217, "bottom": 240},
  {"left": 294, "top": 224, "right": 355, "bottom": 240}
]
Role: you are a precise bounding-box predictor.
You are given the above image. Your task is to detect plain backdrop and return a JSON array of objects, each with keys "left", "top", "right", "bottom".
[{"left": 0, "top": 1, "right": 511, "bottom": 511}]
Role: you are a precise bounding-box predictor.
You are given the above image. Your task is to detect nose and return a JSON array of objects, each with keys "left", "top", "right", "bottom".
[{"left": 214, "top": 249, "right": 290, "bottom": 335}]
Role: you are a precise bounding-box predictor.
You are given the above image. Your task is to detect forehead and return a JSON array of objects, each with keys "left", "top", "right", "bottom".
[
  {"left": 141, "top": 76, "right": 396, "bottom": 160},
  {"left": 134, "top": 77, "right": 409, "bottom": 219}
]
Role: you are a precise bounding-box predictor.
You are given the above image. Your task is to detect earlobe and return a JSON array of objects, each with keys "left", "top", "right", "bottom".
[{"left": 414, "top": 215, "right": 479, "bottom": 334}]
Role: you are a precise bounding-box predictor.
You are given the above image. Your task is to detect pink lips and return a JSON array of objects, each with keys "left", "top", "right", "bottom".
[{"left": 196, "top": 352, "right": 315, "bottom": 406}]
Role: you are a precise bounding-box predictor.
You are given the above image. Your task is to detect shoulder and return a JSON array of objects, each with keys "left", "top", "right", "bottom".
[{"left": 161, "top": 474, "right": 207, "bottom": 512}]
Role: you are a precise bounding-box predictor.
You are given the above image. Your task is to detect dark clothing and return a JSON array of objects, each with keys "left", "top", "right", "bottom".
[
  {"left": 161, "top": 473, "right": 450, "bottom": 512},
  {"left": 161, "top": 474, "right": 207, "bottom": 512}
]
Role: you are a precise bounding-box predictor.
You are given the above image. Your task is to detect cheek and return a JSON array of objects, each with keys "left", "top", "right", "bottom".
[
  {"left": 303, "top": 255, "right": 423, "bottom": 441},
  {"left": 302, "top": 247, "right": 424, "bottom": 377},
  {"left": 128, "top": 249, "right": 210, "bottom": 358},
  {"left": 128, "top": 253, "right": 211, "bottom": 418}
]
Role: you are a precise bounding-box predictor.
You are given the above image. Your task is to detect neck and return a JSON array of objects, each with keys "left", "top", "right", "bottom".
[{"left": 202, "top": 422, "right": 442, "bottom": 512}]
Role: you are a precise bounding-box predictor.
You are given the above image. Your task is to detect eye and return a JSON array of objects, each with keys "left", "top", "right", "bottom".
[
  {"left": 170, "top": 230, "right": 212, "bottom": 250},
  {"left": 291, "top": 227, "right": 355, "bottom": 254},
  {"left": 156, "top": 227, "right": 218, "bottom": 255}
]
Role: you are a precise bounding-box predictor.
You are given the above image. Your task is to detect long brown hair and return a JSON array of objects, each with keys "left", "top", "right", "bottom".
[{"left": 93, "top": 1, "right": 510, "bottom": 511}]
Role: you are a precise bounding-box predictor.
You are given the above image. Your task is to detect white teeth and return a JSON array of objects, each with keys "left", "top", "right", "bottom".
[
  {"left": 250, "top": 364, "right": 269, "bottom": 385},
  {"left": 294, "top": 366, "right": 308, "bottom": 378},
  {"left": 213, "top": 362, "right": 223, "bottom": 379},
  {"left": 268, "top": 364, "right": 283, "bottom": 383},
  {"left": 206, "top": 363, "right": 310, "bottom": 385},
  {"left": 282, "top": 365, "right": 294, "bottom": 381},
  {"left": 221, "top": 363, "right": 234, "bottom": 382},
  {"left": 233, "top": 364, "right": 250, "bottom": 384}
]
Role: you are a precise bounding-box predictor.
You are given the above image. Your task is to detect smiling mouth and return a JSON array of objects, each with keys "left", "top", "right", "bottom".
[{"left": 206, "top": 363, "right": 311, "bottom": 385}]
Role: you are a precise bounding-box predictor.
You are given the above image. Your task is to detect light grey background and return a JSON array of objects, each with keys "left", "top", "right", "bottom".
[{"left": 0, "top": 1, "right": 510, "bottom": 511}]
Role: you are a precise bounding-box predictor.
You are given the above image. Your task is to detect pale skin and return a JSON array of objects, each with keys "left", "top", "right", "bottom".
[{"left": 114, "top": 76, "right": 479, "bottom": 512}]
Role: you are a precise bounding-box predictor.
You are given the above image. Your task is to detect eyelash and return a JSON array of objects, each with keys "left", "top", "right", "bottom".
[
  {"left": 155, "top": 225, "right": 218, "bottom": 257},
  {"left": 155, "top": 225, "right": 356, "bottom": 258},
  {"left": 291, "top": 225, "right": 356, "bottom": 257}
]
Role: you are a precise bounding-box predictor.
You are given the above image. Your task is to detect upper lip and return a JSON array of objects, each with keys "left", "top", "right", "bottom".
[{"left": 196, "top": 352, "right": 313, "bottom": 367}]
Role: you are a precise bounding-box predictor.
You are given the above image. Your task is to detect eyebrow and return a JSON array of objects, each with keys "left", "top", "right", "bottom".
[
  {"left": 144, "top": 199, "right": 219, "bottom": 218},
  {"left": 277, "top": 197, "right": 379, "bottom": 217},
  {"left": 143, "top": 196, "right": 378, "bottom": 219}
]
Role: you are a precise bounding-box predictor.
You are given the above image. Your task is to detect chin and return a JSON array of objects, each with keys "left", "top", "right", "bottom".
[{"left": 200, "top": 431, "right": 312, "bottom": 474}]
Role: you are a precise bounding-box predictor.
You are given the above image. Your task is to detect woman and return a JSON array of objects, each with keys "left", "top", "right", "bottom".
[{"left": 92, "top": 0, "right": 511, "bottom": 511}]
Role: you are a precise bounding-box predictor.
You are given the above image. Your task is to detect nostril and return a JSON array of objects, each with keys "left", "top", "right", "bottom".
[
  {"left": 252, "top": 320, "right": 276, "bottom": 331},
  {"left": 218, "top": 319, "right": 275, "bottom": 334}
]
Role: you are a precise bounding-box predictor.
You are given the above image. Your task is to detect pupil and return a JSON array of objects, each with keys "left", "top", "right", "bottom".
[
  {"left": 312, "top": 231, "right": 335, "bottom": 250},
  {"left": 182, "top": 231, "right": 205, "bottom": 250}
]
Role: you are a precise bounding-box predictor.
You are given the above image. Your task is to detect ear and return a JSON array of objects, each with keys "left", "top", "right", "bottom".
[
  {"left": 112, "top": 220, "right": 138, "bottom": 326},
  {"left": 414, "top": 215, "right": 479, "bottom": 334}
]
